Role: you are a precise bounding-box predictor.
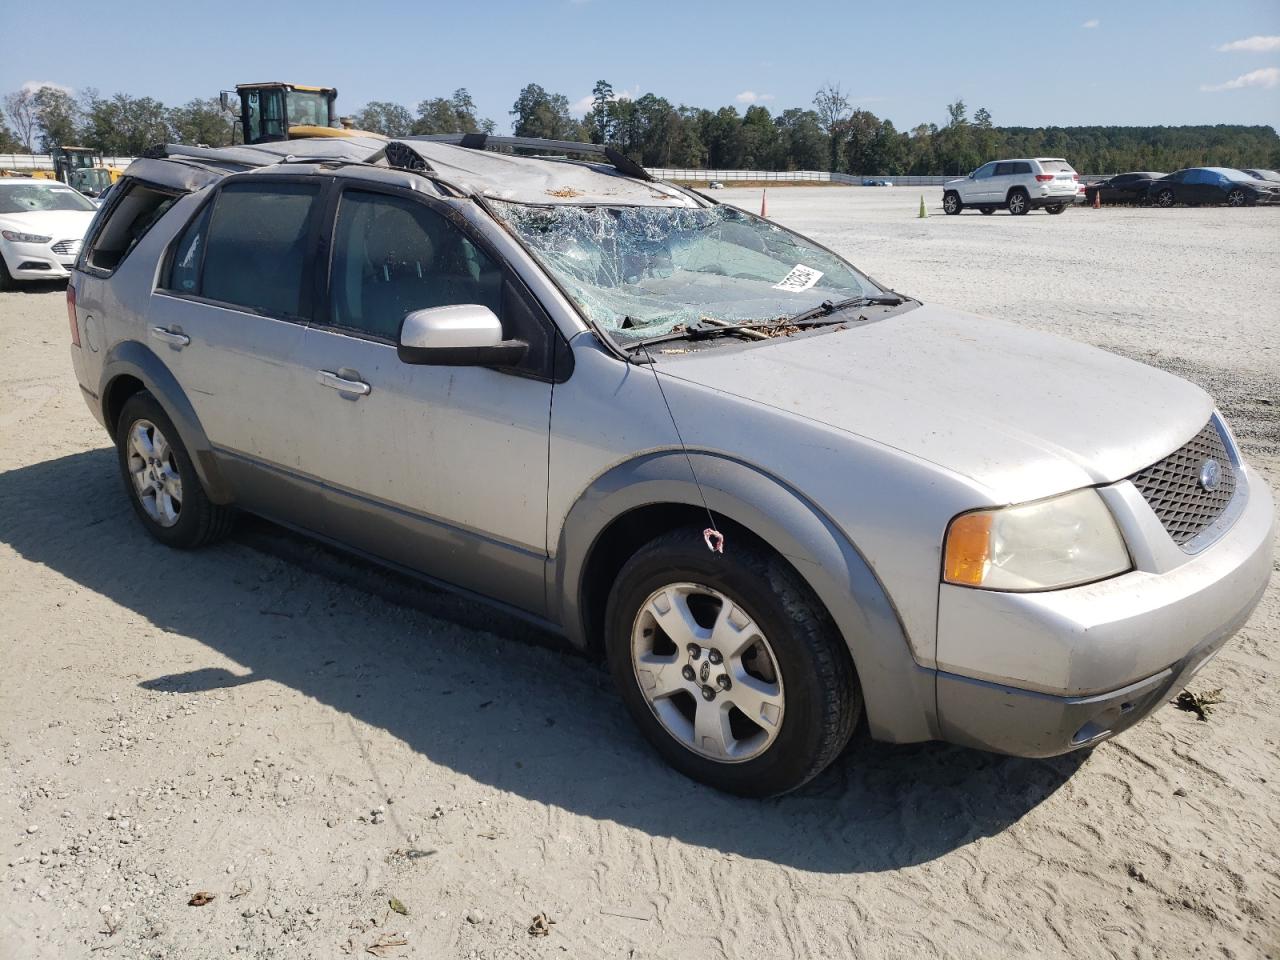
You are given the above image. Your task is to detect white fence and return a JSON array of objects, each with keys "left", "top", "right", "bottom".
[{"left": 0, "top": 153, "right": 137, "bottom": 171}]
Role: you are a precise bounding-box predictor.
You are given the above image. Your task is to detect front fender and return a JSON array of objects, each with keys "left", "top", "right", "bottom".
[
  {"left": 98, "top": 339, "right": 232, "bottom": 504},
  {"left": 555, "top": 451, "right": 938, "bottom": 743}
]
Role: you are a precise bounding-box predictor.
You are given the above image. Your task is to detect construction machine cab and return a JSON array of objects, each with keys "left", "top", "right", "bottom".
[
  {"left": 222, "top": 83, "right": 341, "bottom": 145},
  {"left": 51, "top": 146, "right": 99, "bottom": 184}
]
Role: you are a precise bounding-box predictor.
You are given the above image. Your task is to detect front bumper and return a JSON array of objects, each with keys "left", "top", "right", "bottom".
[
  {"left": 1, "top": 241, "right": 77, "bottom": 280},
  {"left": 934, "top": 466, "right": 1275, "bottom": 757}
]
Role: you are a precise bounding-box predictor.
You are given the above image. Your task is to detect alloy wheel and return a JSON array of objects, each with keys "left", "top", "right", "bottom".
[
  {"left": 127, "top": 419, "right": 182, "bottom": 527},
  {"left": 1226, "top": 189, "right": 1246, "bottom": 207},
  {"left": 943, "top": 194, "right": 959, "bottom": 214},
  {"left": 1008, "top": 192, "right": 1027, "bottom": 215},
  {"left": 630, "top": 582, "right": 784, "bottom": 763},
  {"left": 1157, "top": 190, "right": 1174, "bottom": 208}
]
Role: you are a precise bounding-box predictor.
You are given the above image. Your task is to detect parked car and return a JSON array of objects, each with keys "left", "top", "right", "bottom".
[
  {"left": 862, "top": 178, "right": 893, "bottom": 187},
  {"left": 69, "top": 136, "right": 1274, "bottom": 797},
  {"left": 1149, "top": 168, "right": 1280, "bottom": 207},
  {"left": 1084, "top": 172, "right": 1167, "bottom": 206},
  {"left": 942, "top": 158, "right": 1078, "bottom": 215},
  {"left": 1241, "top": 168, "right": 1280, "bottom": 183},
  {"left": 0, "top": 178, "right": 98, "bottom": 289}
]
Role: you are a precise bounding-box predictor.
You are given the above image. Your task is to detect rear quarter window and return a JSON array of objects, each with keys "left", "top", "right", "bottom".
[{"left": 82, "top": 181, "right": 181, "bottom": 273}]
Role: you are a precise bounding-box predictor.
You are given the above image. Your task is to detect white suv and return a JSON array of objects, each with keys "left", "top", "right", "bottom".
[{"left": 942, "top": 158, "right": 1079, "bottom": 216}]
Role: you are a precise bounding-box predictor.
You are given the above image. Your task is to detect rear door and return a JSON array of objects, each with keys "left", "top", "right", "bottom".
[
  {"left": 292, "top": 184, "right": 558, "bottom": 614},
  {"left": 148, "top": 177, "right": 329, "bottom": 520}
]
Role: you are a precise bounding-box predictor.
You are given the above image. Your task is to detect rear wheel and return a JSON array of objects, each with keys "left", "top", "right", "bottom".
[
  {"left": 942, "top": 191, "right": 962, "bottom": 215},
  {"left": 605, "top": 529, "right": 861, "bottom": 797},
  {"left": 1007, "top": 189, "right": 1029, "bottom": 215},
  {"left": 1045, "top": 204, "right": 1066, "bottom": 215},
  {"left": 115, "top": 391, "right": 234, "bottom": 548},
  {"left": 980, "top": 207, "right": 995, "bottom": 215},
  {"left": 1226, "top": 189, "right": 1247, "bottom": 207},
  {"left": 1155, "top": 189, "right": 1175, "bottom": 208}
]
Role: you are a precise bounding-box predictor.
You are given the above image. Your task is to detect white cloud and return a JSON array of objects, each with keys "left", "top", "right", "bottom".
[
  {"left": 1081, "top": 18, "right": 1099, "bottom": 28},
  {"left": 571, "top": 85, "right": 640, "bottom": 116},
  {"left": 735, "top": 90, "right": 776, "bottom": 105},
  {"left": 21, "top": 80, "right": 74, "bottom": 95},
  {"left": 1216, "top": 34, "right": 1280, "bottom": 53},
  {"left": 1201, "top": 66, "right": 1280, "bottom": 92}
]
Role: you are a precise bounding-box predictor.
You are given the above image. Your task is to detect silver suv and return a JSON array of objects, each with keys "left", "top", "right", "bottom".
[
  {"left": 68, "top": 136, "right": 1274, "bottom": 796},
  {"left": 943, "top": 157, "right": 1079, "bottom": 215}
]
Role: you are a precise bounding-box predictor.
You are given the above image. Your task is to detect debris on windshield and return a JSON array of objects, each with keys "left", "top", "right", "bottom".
[{"left": 546, "top": 187, "right": 584, "bottom": 199}]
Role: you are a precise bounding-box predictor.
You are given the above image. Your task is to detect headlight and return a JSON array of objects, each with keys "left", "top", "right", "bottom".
[
  {"left": 943, "top": 489, "right": 1131, "bottom": 591},
  {"left": 2, "top": 230, "right": 52, "bottom": 243}
]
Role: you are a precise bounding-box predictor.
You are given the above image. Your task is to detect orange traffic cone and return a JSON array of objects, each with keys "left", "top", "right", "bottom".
[
  {"left": 761, "top": 188, "right": 768, "bottom": 218},
  {"left": 1092, "top": 187, "right": 1101, "bottom": 209}
]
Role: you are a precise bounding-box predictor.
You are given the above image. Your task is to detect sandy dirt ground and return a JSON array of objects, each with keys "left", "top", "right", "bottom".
[{"left": 1, "top": 189, "right": 1278, "bottom": 960}]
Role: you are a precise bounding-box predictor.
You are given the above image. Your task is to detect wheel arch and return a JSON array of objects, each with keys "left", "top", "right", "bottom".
[
  {"left": 553, "top": 451, "right": 938, "bottom": 743},
  {"left": 98, "top": 339, "right": 233, "bottom": 504}
]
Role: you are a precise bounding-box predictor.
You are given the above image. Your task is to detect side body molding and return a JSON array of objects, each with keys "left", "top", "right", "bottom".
[
  {"left": 97, "top": 339, "right": 233, "bottom": 504},
  {"left": 553, "top": 451, "right": 938, "bottom": 743}
]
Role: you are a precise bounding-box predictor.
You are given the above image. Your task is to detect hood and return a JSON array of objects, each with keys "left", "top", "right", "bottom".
[
  {"left": 0, "top": 209, "right": 96, "bottom": 242},
  {"left": 661, "top": 304, "right": 1212, "bottom": 504},
  {"left": 945, "top": 176, "right": 968, "bottom": 187}
]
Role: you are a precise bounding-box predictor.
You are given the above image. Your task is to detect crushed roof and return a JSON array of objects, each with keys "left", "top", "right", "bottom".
[{"left": 139, "top": 137, "right": 697, "bottom": 208}]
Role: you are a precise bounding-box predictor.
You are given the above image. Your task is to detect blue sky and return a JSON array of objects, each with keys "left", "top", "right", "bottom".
[{"left": 4, "top": 0, "right": 1278, "bottom": 132}]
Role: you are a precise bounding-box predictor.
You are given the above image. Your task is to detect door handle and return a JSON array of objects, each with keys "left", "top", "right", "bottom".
[
  {"left": 150, "top": 326, "right": 190, "bottom": 348},
  {"left": 317, "top": 370, "right": 371, "bottom": 396}
]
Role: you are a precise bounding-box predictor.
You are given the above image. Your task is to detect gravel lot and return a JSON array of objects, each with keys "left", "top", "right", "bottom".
[{"left": 2, "top": 188, "right": 1278, "bottom": 960}]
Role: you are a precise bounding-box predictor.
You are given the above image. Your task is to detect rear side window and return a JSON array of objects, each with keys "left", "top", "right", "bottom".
[
  {"left": 994, "top": 162, "right": 1015, "bottom": 176},
  {"left": 85, "top": 182, "right": 180, "bottom": 272},
  {"left": 197, "top": 181, "right": 320, "bottom": 318},
  {"left": 1013, "top": 161, "right": 1032, "bottom": 175}
]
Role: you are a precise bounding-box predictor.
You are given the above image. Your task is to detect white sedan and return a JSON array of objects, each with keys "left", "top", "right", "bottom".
[{"left": 0, "top": 178, "right": 99, "bottom": 288}]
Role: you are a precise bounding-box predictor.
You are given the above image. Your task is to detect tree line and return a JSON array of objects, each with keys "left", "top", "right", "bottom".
[{"left": 3, "top": 81, "right": 1277, "bottom": 175}]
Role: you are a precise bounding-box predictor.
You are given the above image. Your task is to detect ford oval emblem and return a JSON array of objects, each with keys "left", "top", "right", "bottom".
[{"left": 1198, "top": 459, "right": 1222, "bottom": 492}]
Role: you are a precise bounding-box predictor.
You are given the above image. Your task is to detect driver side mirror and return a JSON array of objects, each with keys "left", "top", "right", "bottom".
[{"left": 398, "top": 304, "right": 528, "bottom": 367}]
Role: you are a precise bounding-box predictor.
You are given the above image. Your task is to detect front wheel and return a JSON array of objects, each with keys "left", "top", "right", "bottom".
[
  {"left": 1226, "top": 189, "right": 1247, "bottom": 207},
  {"left": 1007, "top": 189, "right": 1029, "bottom": 215},
  {"left": 115, "top": 391, "right": 234, "bottom": 548},
  {"left": 1155, "top": 189, "right": 1175, "bottom": 208},
  {"left": 942, "top": 191, "right": 962, "bottom": 215},
  {"left": 605, "top": 529, "right": 861, "bottom": 797}
]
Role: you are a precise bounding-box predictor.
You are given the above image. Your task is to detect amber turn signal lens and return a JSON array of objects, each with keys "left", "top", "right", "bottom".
[{"left": 944, "top": 512, "right": 993, "bottom": 586}]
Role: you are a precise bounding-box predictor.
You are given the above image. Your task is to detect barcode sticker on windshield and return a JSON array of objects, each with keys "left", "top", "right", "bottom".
[{"left": 773, "top": 264, "right": 823, "bottom": 292}]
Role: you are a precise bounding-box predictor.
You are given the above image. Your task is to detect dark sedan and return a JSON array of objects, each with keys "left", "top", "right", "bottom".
[
  {"left": 1149, "top": 167, "right": 1280, "bottom": 207},
  {"left": 1084, "top": 172, "right": 1166, "bottom": 205}
]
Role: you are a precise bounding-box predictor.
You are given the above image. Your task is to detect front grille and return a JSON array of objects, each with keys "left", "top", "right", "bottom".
[
  {"left": 1129, "top": 420, "right": 1237, "bottom": 548},
  {"left": 52, "top": 239, "right": 81, "bottom": 256}
]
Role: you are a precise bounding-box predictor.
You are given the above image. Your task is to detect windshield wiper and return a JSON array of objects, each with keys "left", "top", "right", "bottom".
[
  {"left": 787, "top": 294, "right": 904, "bottom": 325},
  {"left": 622, "top": 318, "right": 774, "bottom": 353}
]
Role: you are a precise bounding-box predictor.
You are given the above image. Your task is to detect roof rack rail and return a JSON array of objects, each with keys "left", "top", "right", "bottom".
[{"left": 399, "top": 133, "right": 652, "bottom": 182}]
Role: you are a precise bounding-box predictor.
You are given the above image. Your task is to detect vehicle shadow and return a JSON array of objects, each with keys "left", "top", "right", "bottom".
[{"left": 0, "top": 449, "right": 1088, "bottom": 873}]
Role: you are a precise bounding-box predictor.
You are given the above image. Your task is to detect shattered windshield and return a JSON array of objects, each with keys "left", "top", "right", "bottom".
[{"left": 490, "top": 201, "right": 879, "bottom": 342}]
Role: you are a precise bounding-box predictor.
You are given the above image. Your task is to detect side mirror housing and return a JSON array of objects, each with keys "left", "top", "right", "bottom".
[{"left": 397, "top": 304, "right": 528, "bottom": 367}]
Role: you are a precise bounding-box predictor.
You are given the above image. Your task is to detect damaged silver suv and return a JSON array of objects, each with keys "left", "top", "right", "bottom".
[{"left": 68, "top": 135, "right": 1274, "bottom": 796}]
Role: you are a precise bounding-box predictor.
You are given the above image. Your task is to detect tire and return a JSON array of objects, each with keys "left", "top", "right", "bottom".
[
  {"left": 1155, "top": 189, "right": 1175, "bottom": 208},
  {"left": 115, "top": 391, "right": 234, "bottom": 548},
  {"left": 1226, "top": 189, "right": 1247, "bottom": 207},
  {"left": 1007, "top": 189, "right": 1029, "bottom": 215},
  {"left": 604, "top": 528, "right": 861, "bottom": 797},
  {"left": 1045, "top": 204, "right": 1066, "bottom": 215},
  {"left": 980, "top": 207, "right": 995, "bottom": 215},
  {"left": 0, "top": 255, "right": 13, "bottom": 291},
  {"left": 942, "top": 191, "right": 962, "bottom": 215}
]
